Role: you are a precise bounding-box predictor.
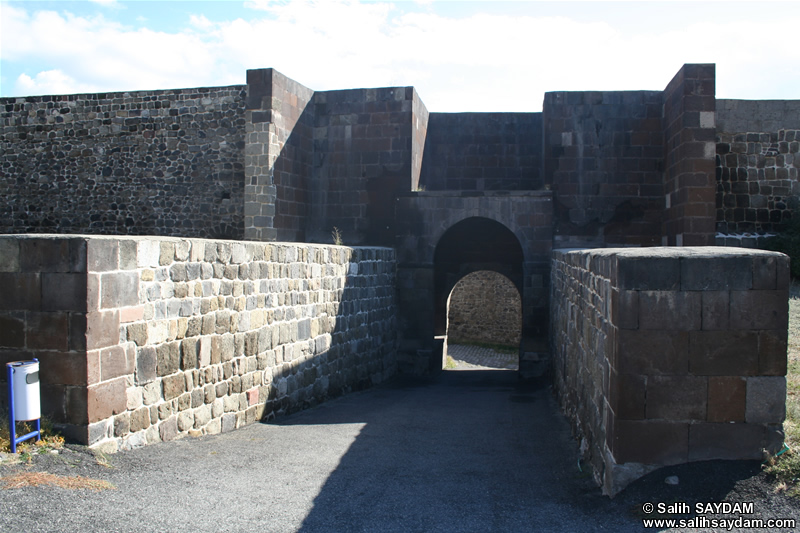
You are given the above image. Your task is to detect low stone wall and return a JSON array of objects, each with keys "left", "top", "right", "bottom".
[
  {"left": 551, "top": 246, "right": 788, "bottom": 496},
  {"left": 446, "top": 270, "right": 521, "bottom": 347},
  {"left": 0, "top": 235, "right": 397, "bottom": 451}
]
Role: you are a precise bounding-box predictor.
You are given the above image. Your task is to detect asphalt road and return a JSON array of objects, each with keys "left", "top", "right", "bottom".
[{"left": 1, "top": 369, "right": 797, "bottom": 532}]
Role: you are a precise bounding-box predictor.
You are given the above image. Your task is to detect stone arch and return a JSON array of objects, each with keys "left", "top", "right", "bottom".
[
  {"left": 446, "top": 270, "right": 522, "bottom": 347},
  {"left": 433, "top": 217, "right": 524, "bottom": 338}
]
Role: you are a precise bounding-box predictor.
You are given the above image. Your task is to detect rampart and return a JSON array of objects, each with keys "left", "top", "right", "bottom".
[
  {"left": 0, "top": 235, "right": 397, "bottom": 450},
  {"left": 0, "top": 86, "right": 247, "bottom": 239},
  {"left": 715, "top": 100, "right": 800, "bottom": 243},
  {"left": 551, "top": 247, "right": 788, "bottom": 495}
]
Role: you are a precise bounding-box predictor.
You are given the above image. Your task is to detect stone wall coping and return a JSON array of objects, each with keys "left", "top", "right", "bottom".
[
  {"left": 0, "top": 234, "right": 393, "bottom": 252},
  {"left": 396, "top": 190, "right": 552, "bottom": 198},
  {"left": 553, "top": 246, "right": 785, "bottom": 259},
  {"left": 0, "top": 84, "right": 247, "bottom": 104}
]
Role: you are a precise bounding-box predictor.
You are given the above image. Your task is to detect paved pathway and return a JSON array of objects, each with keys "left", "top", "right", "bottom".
[{"left": 446, "top": 343, "right": 519, "bottom": 370}]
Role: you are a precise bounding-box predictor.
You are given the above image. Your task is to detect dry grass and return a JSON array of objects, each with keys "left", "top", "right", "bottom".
[
  {"left": 764, "top": 282, "right": 800, "bottom": 496},
  {"left": 0, "top": 408, "right": 65, "bottom": 455},
  {"left": 0, "top": 471, "right": 115, "bottom": 492}
]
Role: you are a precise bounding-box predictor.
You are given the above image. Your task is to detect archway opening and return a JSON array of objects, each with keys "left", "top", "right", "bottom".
[
  {"left": 433, "top": 216, "right": 525, "bottom": 371},
  {"left": 445, "top": 271, "right": 521, "bottom": 370}
]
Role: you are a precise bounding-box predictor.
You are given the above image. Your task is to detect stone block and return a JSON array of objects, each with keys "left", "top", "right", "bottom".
[
  {"left": 159, "top": 416, "right": 178, "bottom": 441},
  {"left": 101, "top": 345, "right": 132, "bottom": 381},
  {"left": 646, "top": 375, "right": 707, "bottom": 420},
  {"left": 612, "top": 420, "right": 688, "bottom": 465},
  {"left": 101, "top": 272, "right": 139, "bottom": 309},
  {"left": 221, "top": 413, "right": 236, "bottom": 433},
  {"left": 87, "top": 239, "right": 119, "bottom": 272},
  {"left": 119, "top": 240, "right": 138, "bottom": 270},
  {"left": 609, "top": 373, "right": 645, "bottom": 420},
  {"left": 746, "top": 376, "right": 786, "bottom": 424},
  {"left": 37, "top": 351, "right": 89, "bottom": 386},
  {"left": 130, "top": 407, "right": 151, "bottom": 432},
  {"left": 126, "top": 322, "right": 147, "bottom": 346},
  {"left": 114, "top": 412, "right": 130, "bottom": 437},
  {"left": 680, "top": 254, "right": 752, "bottom": 291},
  {"left": 611, "top": 289, "right": 638, "bottom": 330},
  {"left": 65, "top": 385, "right": 88, "bottom": 425},
  {"left": 41, "top": 273, "right": 87, "bottom": 311},
  {"left": 707, "top": 376, "right": 746, "bottom": 422},
  {"left": 759, "top": 330, "right": 788, "bottom": 376},
  {"left": 87, "top": 377, "right": 127, "bottom": 423},
  {"left": 688, "top": 423, "right": 764, "bottom": 461},
  {"left": 133, "top": 340, "right": 158, "bottom": 383},
  {"left": 638, "top": 291, "right": 700, "bottom": 331},
  {"left": 0, "top": 273, "right": 41, "bottom": 310},
  {"left": 730, "top": 290, "right": 789, "bottom": 330},
  {"left": 700, "top": 291, "right": 729, "bottom": 330},
  {"left": 157, "top": 342, "right": 180, "bottom": 376},
  {"left": 616, "top": 255, "right": 680, "bottom": 291},
  {"left": 181, "top": 338, "right": 198, "bottom": 370},
  {"left": 688, "top": 330, "right": 759, "bottom": 376},
  {"left": 752, "top": 255, "right": 777, "bottom": 290},
  {"left": 0, "top": 239, "right": 20, "bottom": 272},
  {"left": 0, "top": 314, "right": 24, "bottom": 348},
  {"left": 27, "top": 311, "right": 69, "bottom": 351},
  {"left": 617, "top": 330, "right": 688, "bottom": 375},
  {"left": 69, "top": 313, "right": 87, "bottom": 351},
  {"left": 86, "top": 310, "right": 120, "bottom": 350},
  {"left": 162, "top": 373, "right": 186, "bottom": 401},
  {"left": 20, "top": 239, "right": 73, "bottom": 272}
]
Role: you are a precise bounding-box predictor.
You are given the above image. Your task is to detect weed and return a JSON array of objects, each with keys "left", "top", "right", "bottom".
[
  {"left": 764, "top": 282, "right": 800, "bottom": 496},
  {"left": 331, "top": 226, "right": 343, "bottom": 246},
  {"left": 444, "top": 356, "right": 458, "bottom": 370},
  {"left": 0, "top": 472, "right": 115, "bottom": 492},
  {"left": 414, "top": 185, "right": 426, "bottom": 192},
  {"left": 0, "top": 407, "right": 65, "bottom": 455}
]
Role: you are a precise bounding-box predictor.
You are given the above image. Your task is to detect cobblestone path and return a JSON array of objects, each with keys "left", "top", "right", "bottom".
[{"left": 446, "top": 343, "right": 519, "bottom": 370}]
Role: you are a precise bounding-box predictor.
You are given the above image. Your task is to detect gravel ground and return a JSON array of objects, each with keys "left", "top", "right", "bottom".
[{"left": 0, "top": 347, "right": 798, "bottom": 532}]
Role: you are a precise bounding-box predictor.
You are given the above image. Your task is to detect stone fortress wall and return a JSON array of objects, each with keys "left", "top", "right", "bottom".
[
  {"left": 0, "top": 85, "right": 248, "bottom": 239},
  {"left": 446, "top": 270, "right": 522, "bottom": 347},
  {"left": 0, "top": 235, "right": 396, "bottom": 450},
  {"left": 715, "top": 100, "right": 800, "bottom": 245},
  {"left": 1, "top": 64, "right": 797, "bottom": 492},
  {"left": 551, "top": 247, "right": 789, "bottom": 495}
]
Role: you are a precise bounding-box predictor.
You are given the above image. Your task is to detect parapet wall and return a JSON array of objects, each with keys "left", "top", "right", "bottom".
[
  {"left": 0, "top": 235, "right": 397, "bottom": 450},
  {"left": 1, "top": 86, "right": 247, "bottom": 239},
  {"left": 715, "top": 100, "right": 800, "bottom": 238},
  {"left": 551, "top": 247, "right": 788, "bottom": 496}
]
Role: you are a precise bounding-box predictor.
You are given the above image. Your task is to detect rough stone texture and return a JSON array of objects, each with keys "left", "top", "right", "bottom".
[
  {"left": 662, "top": 64, "right": 717, "bottom": 247},
  {"left": 715, "top": 124, "right": 800, "bottom": 237},
  {"left": 446, "top": 270, "right": 522, "bottom": 347},
  {"left": 419, "top": 113, "right": 543, "bottom": 191},
  {"left": 394, "top": 191, "right": 552, "bottom": 374},
  {"left": 543, "top": 90, "right": 665, "bottom": 247},
  {"left": 0, "top": 86, "right": 247, "bottom": 238},
  {"left": 551, "top": 246, "right": 788, "bottom": 496},
  {"left": 0, "top": 235, "right": 397, "bottom": 451}
]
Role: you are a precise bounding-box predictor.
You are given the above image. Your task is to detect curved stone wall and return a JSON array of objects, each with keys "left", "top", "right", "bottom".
[{"left": 446, "top": 270, "right": 521, "bottom": 347}]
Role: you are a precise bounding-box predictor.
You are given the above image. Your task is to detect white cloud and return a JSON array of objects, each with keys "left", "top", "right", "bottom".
[
  {"left": 15, "top": 70, "right": 97, "bottom": 95},
  {"left": 2, "top": 1, "right": 799, "bottom": 110}
]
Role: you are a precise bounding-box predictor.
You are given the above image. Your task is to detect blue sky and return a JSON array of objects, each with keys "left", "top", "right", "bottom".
[{"left": 2, "top": 0, "right": 799, "bottom": 111}]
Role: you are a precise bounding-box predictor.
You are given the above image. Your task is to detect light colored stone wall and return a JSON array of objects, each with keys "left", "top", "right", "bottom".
[
  {"left": 446, "top": 271, "right": 521, "bottom": 347},
  {"left": 0, "top": 235, "right": 397, "bottom": 451}
]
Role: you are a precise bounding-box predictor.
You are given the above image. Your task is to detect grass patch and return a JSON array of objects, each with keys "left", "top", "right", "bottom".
[
  {"left": 764, "top": 281, "right": 800, "bottom": 496},
  {"left": 0, "top": 407, "right": 65, "bottom": 455},
  {"left": 444, "top": 356, "right": 458, "bottom": 370},
  {"left": 448, "top": 339, "right": 518, "bottom": 354},
  {"left": 0, "top": 472, "right": 115, "bottom": 492}
]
